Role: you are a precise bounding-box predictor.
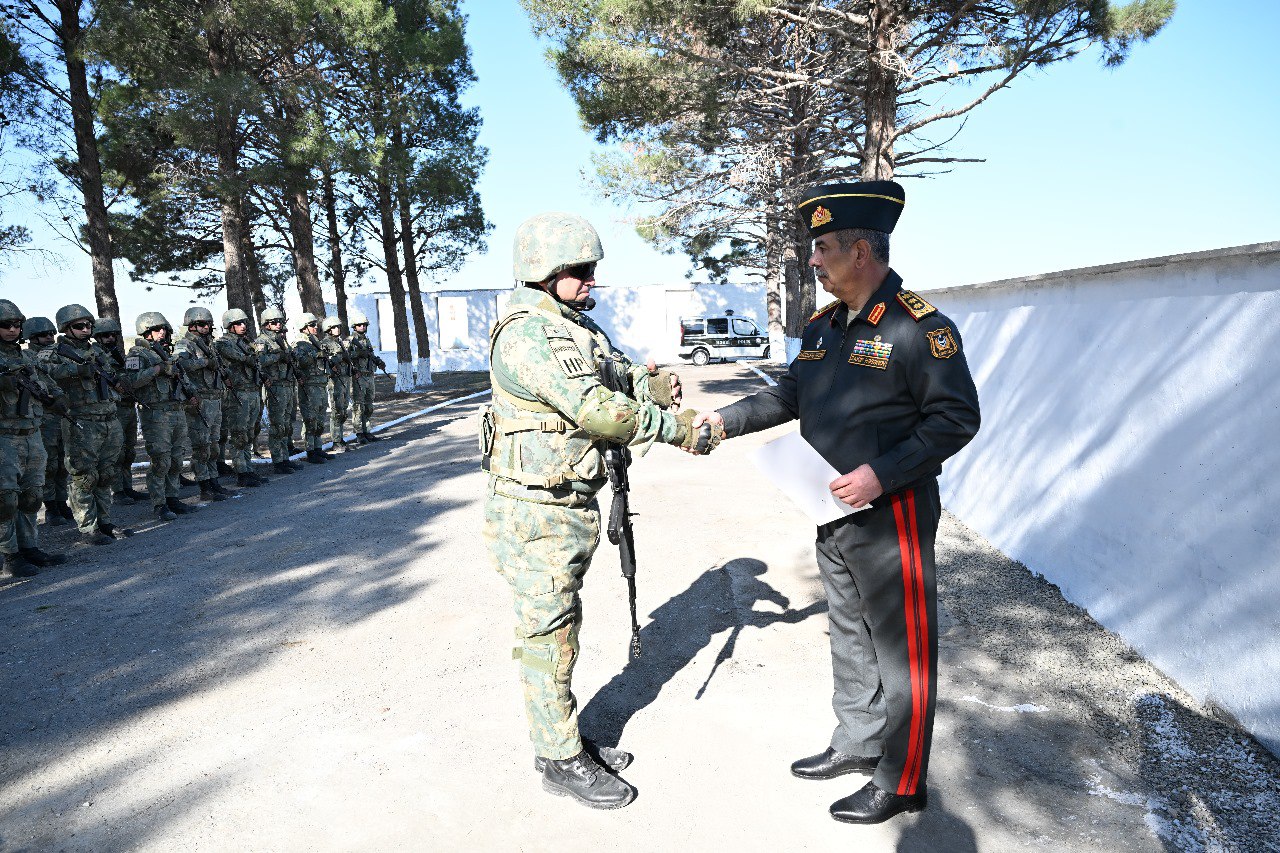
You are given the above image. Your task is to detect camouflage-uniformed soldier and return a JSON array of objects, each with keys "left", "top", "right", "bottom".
[
  {"left": 482, "top": 212, "right": 720, "bottom": 809},
  {"left": 36, "top": 304, "right": 128, "bottom": 545},
  {"left": 174, "top": 307, "right": 234, "bottom": 502},
  {"left": 319, "top": 316, "right": 353, "bottom": 452},
  {"left": 94, "top": 318, "right": 146, "bottom": 504},
  {"left": 124, "top": 312, "right": 199, "bottom": 522},
  {"left": 291, "top": 313, "right": 331, "bottom": 466},
  {"left": 214, "top": 309, "right": 269, "bottom": 488},
  {"left": 23, "top": 316, "right": 73, "bottom": 525},
  {"left": 0, "top": 300, "right": 69, "bottom": 576},
  {"left": 254, "top": 308, "right": 299, "bottom": 469},
  {"left": 347, "top": 309, "right": 384, "bottom": 443}
]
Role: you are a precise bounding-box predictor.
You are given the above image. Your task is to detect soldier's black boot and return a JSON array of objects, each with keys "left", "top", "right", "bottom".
[
  {"left": 336, "top": 439, "right": 353, "bottom": 452},
  {"left": 236, "top": 471, "right": 263, "bottom": 487},
  {"left": 153, "top": 504, "right": 178, "bottom": 522},
  {"left": 166, "top": 497, "right": 196, "bottom": 515},
  {"left": 179, "top": 475, "right": 199, "bottom": 489},
  {"left": 210, "top": 478, "right": 234, "bottom": 497},
  {"left": 541, "top": 750, "right": 637, "bottom": 810},
  {"left": 829, "top": 782, "right": 927, "bottom": 824},
  {"left": 355, "top": 433, "right": 370, "bottom": 445},
  {"left": 306, "top": 450, "right": 327, "bottom": 464},
  {"left": 19, "top": 548, "right": 67, "bottom": 567},
  {"left": 57, "top": 502, "right": 75, "bottom": 521},
  {"left": 4, "top": 553, "right": 39, "bottom": 577},
  {"left": 534, "top": 740, "right": 633, "bottom": 774},
  {"left": 200, "top": 479, "right": 228, "bottom": 501},
  {"left": 217, "top": 460, "right": 235, "bottom": 477},
  {"left": 120, "top": 487, "right": 148, "bottom": 503},
  {"left": 98, "top": 523, "right": 132, "bottom": 539},
  {"left": 274, "top": 462, "right": 296, "bottom": 475},
  {"left": 44, "top": 501, "right": 69, "bottom": 526},
  {"left": 363, "top": 431, "right": 381, "bottom": 442}
]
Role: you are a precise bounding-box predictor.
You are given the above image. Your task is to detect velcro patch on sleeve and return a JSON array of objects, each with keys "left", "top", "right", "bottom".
[
  {"left": 544, "top": 326, "right": 593, "bottom": 379},
  {"left": 896, "top": 290, "right": 937, "bottom": 321},
  {"left": 124, "top": 356, "right": 142, "bottom": 370},
  {"left": 927, "top": 326, "right": 959, "bottom": 359}
]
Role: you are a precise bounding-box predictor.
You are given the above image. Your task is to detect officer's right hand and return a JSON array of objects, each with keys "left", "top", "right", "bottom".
[
  {"left": 675, "top": 409, "right": 723, "bottom": 455},
  {"left": 692, "top": 410, "right": 724, "bottom": 430}
]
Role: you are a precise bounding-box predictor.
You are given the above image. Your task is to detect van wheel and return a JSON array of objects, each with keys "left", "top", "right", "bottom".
[
  {"left": 762, "top": 345, "right": 770, "bottom": 359},
  {"left": 691, "top": 348, "right": 710, "bottom": 366}
]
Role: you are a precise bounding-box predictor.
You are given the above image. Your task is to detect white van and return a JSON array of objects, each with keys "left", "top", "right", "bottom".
[{"left": 677, "top": 311, "right": 770, "bottom": 365}]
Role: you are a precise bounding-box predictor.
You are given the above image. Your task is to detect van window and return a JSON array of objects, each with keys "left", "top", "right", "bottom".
[
  {"left": 733, "top": 318, "right": 758, "bottom": 336},
  {"left": 707, "top": 318, "right": 729, "bottom": 335},
  {"left": 681, "top": 320, "right": 705, "bottom": 335}
]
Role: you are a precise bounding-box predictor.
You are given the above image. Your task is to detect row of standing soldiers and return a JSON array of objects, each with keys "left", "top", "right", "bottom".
[{"left": 0, "top": 298, "right": 385, "bottom": 577}]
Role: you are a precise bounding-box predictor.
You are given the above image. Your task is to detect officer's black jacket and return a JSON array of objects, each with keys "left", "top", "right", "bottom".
[{"left": 719, "top": 269, "right": 981, "bottom": 498}]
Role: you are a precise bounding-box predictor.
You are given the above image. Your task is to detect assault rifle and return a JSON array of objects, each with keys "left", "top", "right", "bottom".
[
  {"left": 600, "top": 357, "right": 643, "bottom": 660},
  {"left": 2, "top": 364, "right": 81, "bottom": 431},
  {"left": 150, "top": 340, "right": 208, "bottom": 429},
  {"left": 56, "top": 340, "right": 125, "bottom": 403}
]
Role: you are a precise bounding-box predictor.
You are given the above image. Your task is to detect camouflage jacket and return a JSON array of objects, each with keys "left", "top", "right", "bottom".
[
  {"left": 320, "top": 334, "right": 352, "bottom": 380},
  {"left": 36, "top": 335, "right": 119, "bottom": 416},
  {"left": 173, "top": 330, "right": 226, "bottom": 398},
  {"left": 482, "top": 286, "right": 680, "bottom": 506},
  {"left": 124, "top": 337, "right": 196, "bottom": 408},
  {"left": 24, "top": 340, "right": 63, "bottom": 427},
  {"left": 348, "top": 331, "right": 383, "bottom": 376},
  {"left": 214, "top": 333, "right": 261, "bottom": 392},
  {"left": 0, "top": 340, "right": 63, "bottom": 430},
  {"left": 100, "top": 344, "right": 138, "bottom": 408},
  {"left": 254, "top": 330, "right": 296, "bottom": 387},
  {"left": 292, "top": 334, "right": 329, "bottom": 386}
]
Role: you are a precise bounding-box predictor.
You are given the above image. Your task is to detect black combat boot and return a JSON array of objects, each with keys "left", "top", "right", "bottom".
[
  {"left": 179, "top": 474, "right": 199, "bottom": 488},
  {"left": 166, "top": 497, "right": 196, "bottom": 515},
  {"left": 355, "top": 433, "right": 370, "bottom": 445},
  {"left": 305, "top": 449, "right": 327, "bottom": 464},
  {"left": 57, "top": 502, "right": 75, "bottom": 521},
  {"left": 199, "top": 479, "right": 228, "bottom": 501},
  {"left": 336, "top": 439, "right": 353, "bottom": 452},
  {"left": 217, "top": 459, "right": 235, "bottom": 477},
  {"left": 19, "top": 548, "right": 67, "bottom": 567},
  {"left": 4, "top": 553, "right": 39, "bottom": 577},
  {"left": 153, "top": 504, "right": 178, "bottom": 522},
  {"left": 541, "top": 750, "right": 637, "bottom": 810},
  {"left": 286, "top": 460, "right": 306, "bottom": 472},
  {"left": 274, "top": 462, "right": 296, "bottom": 475},
  {"left": 82, "top": 528, "right": 115, "bottom": 545},
  {"left": 362, "top": 431, "right": 381, "bottom": 442},
  {"left": 287, "top": 442, "right": 301, "bottom": 455},
  {"left": 236, "top": 472, "right": 263, "bottom": 487},
  {"left": 120, "top": 487, "right": 148, "bottom": 503},
  {"left": 98, "top": 523, "right": 132, "bottom": 539},
  {"left": 209, "top": 478, "right": 234, "bottom": 497},
  {"left": 534, "top": 740, "right": 633, "bottom": 774},
  {"left": 44, "top": 501, "right": 69, "bottom": 526}
]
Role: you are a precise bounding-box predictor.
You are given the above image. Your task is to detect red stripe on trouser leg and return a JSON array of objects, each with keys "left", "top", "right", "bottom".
[
  {"left": 905, "top": 490, "right": 929, "bottom": 794},
  {"left": 892, "top": 494, "right": 924, "bottom": 796}
]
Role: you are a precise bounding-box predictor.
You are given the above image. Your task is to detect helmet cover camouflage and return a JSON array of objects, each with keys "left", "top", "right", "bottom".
[
  {"left": 222, "top": 309, "right": 250, "bottom": 329},
  {"left": 512, "top": 212, "right": 604, "bottom": 283},
  {"left": 296, "top": 312, "right": 319, "bottom": 330},
  {"left": 25, "top": 316, "right": 56, "bottom": 337},
  {"left": 260, "top": 307, "right": 286, "bottom": 324},
  {"left": 135, "top": 311, "right": 171, "bottom": 336},
  {"left": 183, "top": 307, "right": 215, "bottom": 326},
  {"left": 0, "top": 299, "right": 24, "bottom": 323},
  {"left": 321, "top": 315, "right": 343, "bottom": 333},
  {"left": 93, "top": 318, "right": 122, "bottom": 336},
  {"left": 348, "top": 308, "right": 369, "bottom": 326},
  {"left": 55, "top": 304, "right": 94, "bottom": 331}
]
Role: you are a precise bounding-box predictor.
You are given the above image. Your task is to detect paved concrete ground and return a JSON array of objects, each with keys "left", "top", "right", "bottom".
[{"left": 2, "top": 363, "right": 1277, "bottom": 852}]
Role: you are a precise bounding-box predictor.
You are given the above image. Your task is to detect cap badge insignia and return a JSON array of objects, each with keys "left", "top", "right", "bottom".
[
  {"left": 927, "top": 326, "right": 959, "bottom": 359},
  {"left": 810, "top": 205, "right": 833, "bottom": 229}
]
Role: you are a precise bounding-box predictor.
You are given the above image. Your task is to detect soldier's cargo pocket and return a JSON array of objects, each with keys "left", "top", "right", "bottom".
[{"left": 523, "top": 572, "right": 555, "bottom": 597}]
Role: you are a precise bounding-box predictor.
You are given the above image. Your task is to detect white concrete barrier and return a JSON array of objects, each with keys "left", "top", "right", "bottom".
[{"left": 931, "top": 242, "right": 1280, "bottom": 755}]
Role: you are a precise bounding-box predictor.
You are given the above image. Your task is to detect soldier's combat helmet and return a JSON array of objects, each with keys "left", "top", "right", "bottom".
[
  {"left": 260, "top": 307, "right": 286, "bottom": 325},
  {"left": 55, "top": 304, "right": 94, "bottom": 332},
  {"left": 93, "top": 318, "right": 122, "bottom": 336},
  {"left": 348, "top": 308, "right": 369, "bottom": 326},
  {"left": 183, "top": 307, "right": 215, "bottom": 327},
  {"left": 0, "top": 299, "right": 24, "bottom": 323},
  {"left": 26, "top": 317, "right": 57, "bottom": 338},
  {"left": 512, "top": 212, "right": 603, "bottom": 283},
  {"left": 222, "top": 309, "right": 250, "bottom": 329},
  {"left": 296, "top": 312, "right": 319, "bottom": 331},
  {"left": 321, "top": 316, "right": 343, "bottom": 333},
  {"left": 135, "top": 311, "right": 171, "bottom": 336}
]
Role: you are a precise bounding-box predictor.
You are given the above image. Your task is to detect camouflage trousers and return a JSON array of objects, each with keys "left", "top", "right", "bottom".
[
  {"left": 263, "top": 383, "right": 297, "bottom": 463},
  {"left": 115, "top": 404, "right": 138, "bottom": 493},
  {"left": 483, "top": 484, "right": 600, "bottom": 760},
  {"left": 223, "top": 388, "right": 262, "bottom": 474},
  {"left": 351, "top": 374, "right": 375, "bottom": 434},
  {"left": 328, "top": 377, "right": 351, "bottom": 444},
  {"left": 62, "top": 416, "right": 122, "bottom": 534},
  {"left": 139, "top": 405, "right": 189, "bottom": 507},
  {"left": 185, "top": 395, "right": 224, "bottom": 481},
  {"left": 298, "top": 381, "right": 328, "bottom": 451},
  {"left": 0, "top": 430, "right": 46, "bottom": 554},
  {"left": 39, "top": 416, "right": 67, "bottom": 502}
]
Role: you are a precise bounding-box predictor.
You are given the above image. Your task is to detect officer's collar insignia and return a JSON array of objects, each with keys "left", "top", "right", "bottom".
[
  {"left": 866, "top": 302, "right": 886, "bottom": 326},
  {"left": 927, "top": 326, "right": 959, "bottom": 359},
  {"left": 896, "top": 290, "right": 936, "bottom": 321},
  {"left": 810, "top": 205, "right": 833, "bottom": 229},
  {"left": 849, "top": 339, "right": 893, "bottom": 370}
]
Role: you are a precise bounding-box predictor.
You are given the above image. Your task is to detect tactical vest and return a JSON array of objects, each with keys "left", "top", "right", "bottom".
[
  {"left": 214, "top": 335, "right": 260, "bottom": 391},
  {"left": 0, "top": 343, "right": 40, "bottom": 430},
  {"left": 482, "top": 301, "right": 623, "bottom": 503},
  {"left": 294, "top": 335, "right": 329, "bottom": 386},
  {"left": 26, "top": 341, "right": 60, "bottom": 427},
  {"left": 321, "top": 336, "right": 352, "bottom": 379},
  {"left": 254, "top": 331, "right": 295, "bottom": 385},
  {"left": 125, "top": 338, "right": 185, "bottom": 407},
  {"left": 174, "top": 332, "right": 226, "bottom": 398},
  {"left": 102, "top": 346, "right": 137, "bottom": 408},
  {"left": 39, "top": 336, "right": 118, "bottom": 416},
  {"left": 349, "top": 332, "right": 377, "bottom": 375}
]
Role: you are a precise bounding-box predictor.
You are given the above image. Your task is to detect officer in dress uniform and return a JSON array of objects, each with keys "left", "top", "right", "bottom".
[{"left": 700, "top": 181, "right": 981, "bottom": 824}]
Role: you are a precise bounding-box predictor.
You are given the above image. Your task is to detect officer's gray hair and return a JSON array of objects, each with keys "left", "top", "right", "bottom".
[{"left": 834, "top": 228, "right": 890, "bottom": 264}]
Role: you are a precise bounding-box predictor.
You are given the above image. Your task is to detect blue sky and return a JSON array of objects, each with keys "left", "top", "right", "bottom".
[{"left": 1, "top": 0, "right": 1277, "bottom": 323}]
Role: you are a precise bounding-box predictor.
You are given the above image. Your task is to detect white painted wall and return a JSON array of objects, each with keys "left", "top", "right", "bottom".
[{"left": 931, "top": 242, "right": 1280, "bottom": 756}]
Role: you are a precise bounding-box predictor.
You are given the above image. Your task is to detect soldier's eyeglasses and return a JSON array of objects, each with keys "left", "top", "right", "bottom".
[
  {"left": 191, "top": 321, "right": 211, "bottom": 328},
  {"left": 68, "top": 321, "right": 94, "bottom": 331},
  {"left": 0, "top": 321, "right": 22, "bottom": 330},
  {"left": 565, "top": 263, "right": 596, "bottom": 280},
  {"left": 145, "top": 325, "right": 166, "bottom": 335}
]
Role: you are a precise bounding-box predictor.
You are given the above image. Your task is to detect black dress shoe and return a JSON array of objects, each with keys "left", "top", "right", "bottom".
[
  {"left": 830, "top": 781, "right": 927, "bottom": 824},
  {"left": 534, "top": 740, "right": 633, "bottom": 774},
  {"left": 541, "top": 751, "right": 637, "bottom": 810},
  {"left": 791, "top": 747, "right": 880, "bottom": 780},
  {"left": 20, "top": 548, "right": 67, "bottom": 567}
]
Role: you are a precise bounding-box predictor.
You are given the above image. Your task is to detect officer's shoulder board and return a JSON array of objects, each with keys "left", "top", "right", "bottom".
[
  {"left": 896, "top": 290, "right": 936, "bottom": 321},
  {"left": 807, "top": 302, "right": 839, "bottom": 326}
]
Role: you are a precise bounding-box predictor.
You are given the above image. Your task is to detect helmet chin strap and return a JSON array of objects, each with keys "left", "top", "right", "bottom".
[{"left": 533, "top": 279, "right": 596, "bottom": 312}]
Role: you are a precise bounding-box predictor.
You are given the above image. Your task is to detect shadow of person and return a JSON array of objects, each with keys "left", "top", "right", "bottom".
[
  {"left": 580, "top": 557, "right": 826, "bottom": 748},
  {"left": 895, "top": 790, "right": 979, "bottom": 853}
]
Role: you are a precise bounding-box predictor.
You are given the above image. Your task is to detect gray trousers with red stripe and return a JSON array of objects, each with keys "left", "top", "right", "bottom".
[{"left": 815, "top": 480, "right": 940, "bottom": 796}]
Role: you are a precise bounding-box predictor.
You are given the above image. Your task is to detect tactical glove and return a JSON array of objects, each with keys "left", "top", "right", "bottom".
[
  {"left": 673, "top": 409, "right": 724, "bottom": 455},
  {"left": 50, "top": 395, "right": 70, "bottom": 417},
  {"left": 646, "top": 366, "right": 681, "bottom": 409}
]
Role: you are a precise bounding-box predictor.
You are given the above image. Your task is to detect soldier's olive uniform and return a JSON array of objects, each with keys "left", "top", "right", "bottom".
[
  {"left": 36, "top": 333, "right": 122, "bottom": 534},
  {"left": 173, "top": 329, "right": 226, "bottom": 481},
  {"left": 483, "top": 286, "right": 691, "bottom": 761},
  {"left": 320, "top": 329, "right": 352, "bottom": 445},
  {"left": 293, "top": 332, "right": 329, "bottom": 453},
  {"left": 0, "top": 339, "right": 60, "bottom": 558},
  {"left": 254, "top": 327, "right": 297, "bottom": 464},
  {"left": 215, "top": 327, "right": 263, "bottom": 474},
  {"left": 348, "top": 327, "right": 383, "bottom": 436},
  {"left": 125, "top": 337, "right": 194, "bottom": 509},
  {"left": 98, "top": 335, "right": 139, "bottom": 495},
  {"left": 25, "top": 335, "right": 69, "bottom": 506}
]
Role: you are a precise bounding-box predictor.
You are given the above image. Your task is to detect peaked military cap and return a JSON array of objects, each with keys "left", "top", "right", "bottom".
[{"left": 797, "top": 180, "right": 905, "bottom": 238}]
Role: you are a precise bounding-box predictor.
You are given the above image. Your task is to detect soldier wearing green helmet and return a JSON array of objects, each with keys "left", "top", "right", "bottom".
[
  {"left": 124, "top": 312, "right": 199, "bottom": 522},
  {"left": 215, "top": 309, "right": 268, "bottom": 487},
  {"left": 254, "top": 307, "right": 299, "bottom": 469},
  {"left": 23, "top": 316, "right": 73, "bottom": 525},
  {"left": 1, "top": 299, "right": 69, "bottom": 576},
  {"left": 174, "top": 307, "right": 233, "bottom": 502},
  {"left": 319, "top": 315, "right": 353, "bottom": 452},
  {"left": 94, "top": 317, "right": 146, "bottom": 505},
  {"left": 291, "top": 312, "right": 331, "bottom": 465},
  {"left": 36, "top": 304, "right": 128, "bottom": 545},
  {"left": 482, "top": 212, "right": 721, "bottom": 810},
  {"left": 346, "top": 308, "right": 384, "bottom": 443}
]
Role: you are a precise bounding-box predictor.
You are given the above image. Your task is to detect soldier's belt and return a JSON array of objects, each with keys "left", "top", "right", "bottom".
[
  {"left": 492, "top": 412, "right": 571, "bottom": 435},
  {"left": 145, "top": 400, "right": 183, "bottom": 410},
  {"left": 481, "top": 456, "right": 574, "bottom": 490},
  {"left": 69, "top": 411, "right": 118, "bottom": 421}
]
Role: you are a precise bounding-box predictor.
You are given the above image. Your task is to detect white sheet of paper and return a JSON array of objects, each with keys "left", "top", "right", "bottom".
[{"left": 750, "top": 431, "right": 866, "bottom": 525}]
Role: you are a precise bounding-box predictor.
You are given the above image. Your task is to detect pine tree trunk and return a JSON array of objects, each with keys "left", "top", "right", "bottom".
[
  {"left": 395, "top": 158, "right": 432, "bottom": 388},
  {"left": 376, "top": 165, "right": 413, "bottom": 392},
  {"left": 862, "top": 0, "right": 899, "bottom": 180},
  {"left": 205, "top": 8, "right": 252, "bottom": 319},
  {"left": 286, "top": 185, "right": 325, "bottom": 317},
  {"left": 56, "top": 0, "right": 118, "bottom": 320},
  {"left": 322, "top": 169, "right": 348, "bottom": 330},
  {"left": 763, "top": 213, "right": 785, "bottom": 363},
  {"left": 239, "top": 199, "right": 266, "bottom": 333}
]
